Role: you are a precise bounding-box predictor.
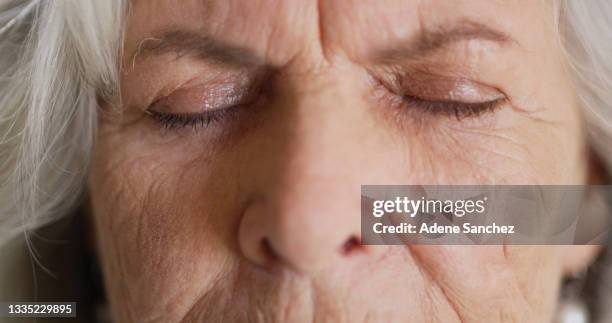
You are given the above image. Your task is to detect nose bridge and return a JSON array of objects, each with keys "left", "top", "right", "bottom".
[
  {"left": 273, "top": 66, "right": 369, "bottom": 216},
  {"left": 281, "top": 66, "right": 365, "bottom": 170}
]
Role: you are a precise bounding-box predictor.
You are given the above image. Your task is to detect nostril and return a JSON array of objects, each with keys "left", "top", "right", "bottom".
[
  {"left": 341, "top": 235, "right": 363, "bottom": 255},
  {"left": 261, "top": 237, "right": 279, "bottom": 262}
]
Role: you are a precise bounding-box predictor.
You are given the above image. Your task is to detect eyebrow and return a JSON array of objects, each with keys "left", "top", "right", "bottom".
[
  {"left": 131, "top": 29, "right": 265, "bottom": 67},
  {"left": 375, "top": 20, "right": 515, "bottom": 62}
]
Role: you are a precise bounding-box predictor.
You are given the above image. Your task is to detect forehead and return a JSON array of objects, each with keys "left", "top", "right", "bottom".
[{"left": 126, "top": 0, "right": 553, "bottom": 64}]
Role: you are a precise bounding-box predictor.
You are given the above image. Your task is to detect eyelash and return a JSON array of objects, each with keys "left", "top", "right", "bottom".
[
  {"left": 146, "top": 106, "right": 241, "bottom": 131},
  {"left": 402, "top": 95, "right": 505, "bottom": 120}
]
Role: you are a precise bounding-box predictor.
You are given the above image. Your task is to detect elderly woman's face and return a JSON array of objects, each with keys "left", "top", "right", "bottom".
[{"left": 89, "top": 0, "right": 595, "bottom": 322}]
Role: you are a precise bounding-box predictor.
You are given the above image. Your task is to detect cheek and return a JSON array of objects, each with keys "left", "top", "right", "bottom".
[
  {"left": 88, "top": 135, "right": 239, "bottom": 321},
  {"left": 402, "top": 106, "right": 584, "bottom": 185},
  {"left": 407, "top": 245, "right": 563, "bottom": 322}
]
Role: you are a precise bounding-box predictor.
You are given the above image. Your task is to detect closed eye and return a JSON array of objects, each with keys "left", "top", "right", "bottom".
[
  {"left": 144, "top": 73, "right": 267, "bottom": 132},
  {"left": 370, "top": 71, "right": 507, "bottom": 122},
  {"left": 403, "top": 95, "right": 506, "bottom": 120},
  {"left": 145, "top": 106, "right": 243, "bottom": 131}
]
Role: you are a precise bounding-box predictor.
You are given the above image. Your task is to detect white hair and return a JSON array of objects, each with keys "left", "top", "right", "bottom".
[
  {"left": 0, "top": 0, "right": 124, "bottom": 246},
  {"left": 558, "top": 0, "right": 612, "bottom": 172}
]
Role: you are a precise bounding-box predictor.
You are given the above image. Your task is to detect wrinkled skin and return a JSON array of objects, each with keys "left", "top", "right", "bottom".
[{"left": 89, "top": 0, "right": 599, "bottom": 322}]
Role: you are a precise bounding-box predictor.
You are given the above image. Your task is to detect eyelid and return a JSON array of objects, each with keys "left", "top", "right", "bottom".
[
  {"left": 440, "top": 80, "right": 505, "bottom": 103},
  {"left": 381, "top": 72, "right": 506, "bottom": 104},
  {"left": 370, "top": 70, "right": 507, "bottom": 122},
  {"left": 143, "top": 71, "right": 268, "bottom": 131},
  {"left": 147, "top": 80, "right": 252, "bottom": 115}
]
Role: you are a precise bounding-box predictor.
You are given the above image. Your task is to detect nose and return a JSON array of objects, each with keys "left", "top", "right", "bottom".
[
  {"left": 238, "top": 69, "right": 384, "bottom": 273},
  {"left": 238, "top": 180, "right": 364, "bottom": 273}
]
